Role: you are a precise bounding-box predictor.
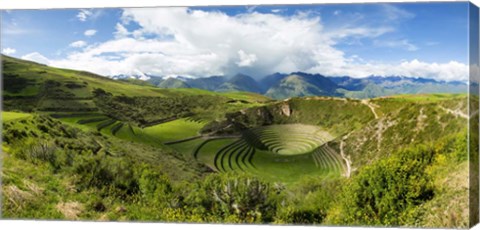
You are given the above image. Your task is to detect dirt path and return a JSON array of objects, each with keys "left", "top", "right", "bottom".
[
  {"left": 339, "top": 133, "right": 352, "bottom": 178},
  {"left": 471, "top": 109, "right": 479, "bottom": 118},
  {"left": 439, "top": 106, "right": 468, "bottom": 119},
  {"left": 163, "top": 136, "right": 202, "bottom": 145},
  {"left": 361, "top": 99, "right": 379, "bottom": 119}
]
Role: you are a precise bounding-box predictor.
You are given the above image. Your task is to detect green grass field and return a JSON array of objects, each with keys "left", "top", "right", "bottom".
[
  {"left": 381, "top": 93, "right": 467, "bottom": 102},
  {"left": 141, "top": 118, "right": 206, "bottom": 142},
  {"left": 2, "top": 111, "right": 32, "bottom": 122},
  {"left": 247, "top": 124, "right": 334, "bottom": 155}
]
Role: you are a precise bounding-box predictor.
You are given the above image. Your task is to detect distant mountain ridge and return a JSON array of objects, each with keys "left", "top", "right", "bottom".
[
  {"left": 112, "top": 72, "right": 467, "bottom": 99},
  {"left": 216, "top": 73, "right": 263, "bottom": 93}
]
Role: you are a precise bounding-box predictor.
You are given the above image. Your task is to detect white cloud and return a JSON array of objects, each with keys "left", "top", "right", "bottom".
[
  {"left": 77, "top": 9, "right": 92, "bottom": 22},
  {"left": 374, "top": 39, "right": 418, "bottom": 51},
  {"left": 246, "top": 6, "right": 257, "bottom": 13},
  {"left": 310, "top": 59, "right": 468, "bottom": 81},
  {"left": 236, "top": 50, "right": 257, "bottom": 67},
  {"left": 76, "top": 9, "right": 102, "bottom": 22},
  {"left": 1, "top": 47, "right": 16, "bottom": 55},
  {"left": 84, "top": 29, "right": 97, "bottom": 36},
  {"left": 69, "top": 40, "right": 87, "bottom": 48},
  {"left": 381, "top": 4, "right": 415, "bottom": 21},
  {"left": 114, "top": 23, "right": 129, "bottom": 38},
  {"left": 21, "top": 52, "right": 50, "bottom": 65},
  {"left": 333, "top": 10, "right": 341, "bottom": 16},
  {"left": 41, "top": 7, "right": 466, "bottom": 81}
]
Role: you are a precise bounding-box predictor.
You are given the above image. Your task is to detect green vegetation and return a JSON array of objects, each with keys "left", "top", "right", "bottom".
[
  {"left": 1, "top": 55, "right": 470, "bottom": 227},
  {"left": 2, "top": 111, "right": 32, "bottom": 122},
  {"left": 2, "top": 55, "right": 267, "bottom": 117},
  {"left": 327, "top": 133, "right": 468, "bottom": 227},
  {"left": 142, "top": 118, "right": 205, "bottom": 142},
  {"left": 246, "top": 124, "right": 333, "bottom": 155}
]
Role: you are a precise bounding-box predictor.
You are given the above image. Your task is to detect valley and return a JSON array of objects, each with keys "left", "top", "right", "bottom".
[{"left": 0, "top": 55, "right": 470, "bottom": 227}]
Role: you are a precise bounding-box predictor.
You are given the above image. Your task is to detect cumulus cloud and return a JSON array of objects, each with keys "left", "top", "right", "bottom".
[
  {"left": 84, "top": 29, "right": 97, "bottom": 36},
  {"left": 236, "top": 50, "right": 257, "bottom": 67},
  {"left": 21, "top": 52, "right": 50, "bottom": 65},
  {"left": 69, "top": 40, "right": 87, "bottom": 48},
  {"left": 37, "top": 7, "right": 467, "bottom": 81},
  {"left": 1, "top": 47, "right": 16, "bottom": 55}
]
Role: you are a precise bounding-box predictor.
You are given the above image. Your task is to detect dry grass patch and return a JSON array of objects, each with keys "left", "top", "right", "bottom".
[
  {"left": 56, "top": 201, "right": 84, "bottom": 220},
  {"left": 22, "top": 179, "right": 44, "bottom": 196},
  {"left": 4, "top": 185, "right": 34, "bottom": 210}
]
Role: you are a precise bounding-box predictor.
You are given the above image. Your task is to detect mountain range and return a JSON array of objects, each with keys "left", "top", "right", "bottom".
[{"left": 113, "top": 72, "right": 467, "bottom": 99}]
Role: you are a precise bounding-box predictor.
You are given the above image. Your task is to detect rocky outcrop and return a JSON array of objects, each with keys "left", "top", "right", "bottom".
[{"left": 280, "top": 103, "right": 292, "bottom": 117}]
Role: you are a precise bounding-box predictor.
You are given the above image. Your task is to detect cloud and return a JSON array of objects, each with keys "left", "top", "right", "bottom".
[
  {"left": 114, "top": 23, "right": 129, "bottom": 38},
  {"left": 77, "top": 10, "right": 92, "bottom": 22},
  {"left": 329, "top": 27, "right": 393, "bottom": 40},
  {"left": 1, "top": 47, "right": 16, "bottom": 55},
  {"left": 84, "top": 29, "right": 97, "bottom": 37},
  {"left": 69, "top": 40, "right": 87, "bottom": 48},
  {"left": 310, "top": 59, "right": 468, "bottom": 81},
  {"left": 40, "top": 7, "right": 466, "bottom": 81},
  {"left": 381, "top": 4, "right": 415, "bottom": 21},
  {"left": 77, "top": 9, "right": 102, "bottom": 22},
  {"left": 374, "top": 39, "right": 418, "bottom": 51},
  {"left": 246, "top": 6, "right": 258, "bottom": 13},
  {"left": 21, "top": 52, "right": 50, "bottom": 65},
  {"left": 236, "top": 50, "right": 257, "bottom": 67}
]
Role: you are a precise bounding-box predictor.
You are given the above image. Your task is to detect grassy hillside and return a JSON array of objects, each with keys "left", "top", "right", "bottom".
[
  {"left": 339, "top": 94, "right": 467, "bottom": 169},
  {"left": 2, "top": 111, "right": 32, "bottom": 122},
  {"left": 2, "top": 55, "right": 269, "bottom": 114},
  {"left": 1, "top": 55, "right": 470, "bottom": 227}
]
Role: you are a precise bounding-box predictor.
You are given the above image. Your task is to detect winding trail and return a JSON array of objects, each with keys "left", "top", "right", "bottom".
[
  {"left": 163, "top": 136, "right": 202, "bottom": 145},
  {"left": 439, "top": 106, "right": 468, "bottom": 119},
  {"left": 339, "top": 133, "right": 352, "bottom": 178},
  {"left": 361, "top": 99, "right": 379, "bottom": 119}
]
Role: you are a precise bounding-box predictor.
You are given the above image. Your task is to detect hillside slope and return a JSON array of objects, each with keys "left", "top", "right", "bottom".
[
  {"left": 2, "top": 55, "right": 270, "bottom": 119},
  {"left": 265, "top": 73, "right": 339, "bottom": 99}
]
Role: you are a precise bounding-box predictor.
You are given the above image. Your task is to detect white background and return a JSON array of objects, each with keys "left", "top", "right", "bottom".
[{"left": 1, "top": 0, "right": 479, "bottom": 230}]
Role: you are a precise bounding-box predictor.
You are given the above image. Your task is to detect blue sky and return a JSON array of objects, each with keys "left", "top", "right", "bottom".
[{"left": 0, "top": 2, "right": 470, "bottom": 80}]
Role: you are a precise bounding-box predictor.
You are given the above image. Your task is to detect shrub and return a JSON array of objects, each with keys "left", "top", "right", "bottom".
[
  {"left": 17, "top": 139, "right": 58, "bottom": 166},
  {"left": 331, "top": 145, "right": 436, "bottom": 226},
  {"left": 72, "top": 154, "right": 139, "bottom": 197},
  {"left": 274, "top": 177, "right": 341, "bottom": 224},
  {"left": 183, "top": 173, "right": 282, "bottom": 223}
]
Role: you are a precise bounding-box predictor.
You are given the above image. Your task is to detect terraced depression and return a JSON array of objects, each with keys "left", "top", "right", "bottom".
[
  {"left": 52, "top": 111, "right": 346, "bottom": 180},
  {"left": 246, "top": 124, "right": 334, "bottom": 155},
  {"left": 72, "top": 113, "right": 340, "bottom": 179},
  {"left": 190, "top": 123, "right": 346, "bottom": 180}
]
